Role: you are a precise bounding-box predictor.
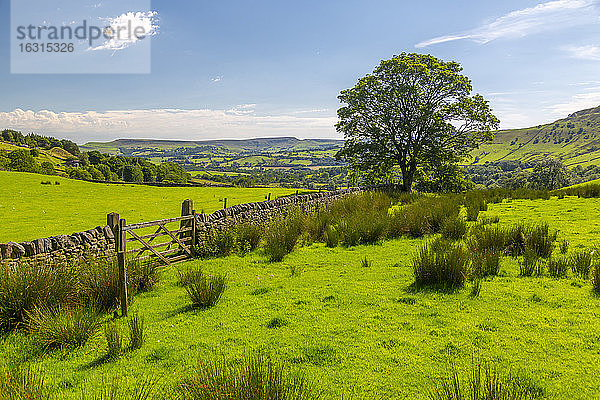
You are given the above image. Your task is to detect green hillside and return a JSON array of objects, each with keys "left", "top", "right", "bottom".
[{"left": 472, "top": 105, "right": 600, "bottom": 167}]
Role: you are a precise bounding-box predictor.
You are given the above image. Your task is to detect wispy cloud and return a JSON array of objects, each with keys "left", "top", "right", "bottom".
[
  {"left": 210, "top": 76, "right": 223, "bottom": 83},
  {"left": 547, "top": 91, "right": 600, "bottom": 116},
  {"left": 90, "top": 11, "right": 158, "bottom": 51},
  {"left": 416, "top": 0, "right": 598, "bottom": 48},
  {"left": 564, "top": 45, "right": 600, "bottom": 61},
  {"left": 0, "top": 108, "right": 338, "bottom": 141}
]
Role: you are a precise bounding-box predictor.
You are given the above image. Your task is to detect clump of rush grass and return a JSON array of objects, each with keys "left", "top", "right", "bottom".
[
  {"left": 0, "top": 362, "right": 50, "bottom": 400},
  {"left": 592, "top": 263, "right": 600, "bottom": 294},
  {"left": 571, "top": 250, "right": 593, "bottom": 279},
  {"left": 104, "top": 321, "right": 122, "bottom": 359},
  {"left": 559, "top": 239, "right": 569, "bottom": 254},
  {"left": 520, "top": 248, "right": 543, "bottom": 277},
  {"left": 235, "top": 222, "right": 263, "bottom": 254},
  {"left": 547, "top": 255, "right": 570, "bottom": 279},
  {"left": 26, "top": 306, "right": 100, "bottom": 351},
  {"left": 361, "top": 256, "right": 372, "bottom": 268},
  {"left": 412, "top": 238, "right": 470, "bottom": 289},
  {"left": 127, "top": 313, "right": 145, "bottom": 351},
  {"left": 263, "top": 209, "right": 304, "bottom": 262},
  {"left": 429, "top": 362, "right": 545, "bottom": 400},
  {"left": 183, "top": 269, "right": 226, "bottom": 309},
  {"left": 177, "top": 352, "right": 320, "bottom": 400},
  {"left": 323, "top": 224, "right": 339, "bottom": 248},
  {"left": 195, "top": 225, "right": 236, "bottom": 259},
  {"left": 441, "top": 216, "right": 467, "bottom": 241},
  {"left": 469, "top": 279, "right": 482, "bottom": 298},
  {"left": 471, "top": 250, "right": 501, "bottom": 278},
  {"left": 266, "top": 317, "right": 288, "bottom": 329}
]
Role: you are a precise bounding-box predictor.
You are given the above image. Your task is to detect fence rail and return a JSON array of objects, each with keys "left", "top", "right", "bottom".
[{"left": 107, "top": 199, "right": 197, "bottom": 317}]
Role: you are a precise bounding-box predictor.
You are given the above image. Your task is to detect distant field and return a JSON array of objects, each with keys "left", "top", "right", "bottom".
[{"left": 0, "top": 171, "right": 298, "bottom": 242}]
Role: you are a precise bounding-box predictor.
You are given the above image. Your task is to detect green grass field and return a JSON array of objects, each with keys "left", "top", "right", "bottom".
[
  {"left": 0, "top": 171, "right": 298, "bottom": 243},
  {"left": 2, "top": 193, "right": 600, "bottom": 399}
]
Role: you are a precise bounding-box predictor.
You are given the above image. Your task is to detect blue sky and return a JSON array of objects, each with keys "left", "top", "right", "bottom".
[{"left": 1, "top": 0, "right": 599, "bottom": 143}]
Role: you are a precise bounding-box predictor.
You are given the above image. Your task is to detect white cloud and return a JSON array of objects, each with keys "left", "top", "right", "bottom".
[
  {"left": 210, "top": 76, "right": 223, "bottom": 82},
  {"left": 416, "top": 0, "right": 598, "bottom": 48},
  {"left": 564, "top": 45, "right": 600, "bottom": 61},
  {"left": 90, "top": 11, "right": 158, "bottom": 51},
  {"left": 0, "top": 108, "right": 339, "bottom": 142},
  {"left": 547, "top": 92, "right": 600, "bottom": 116}
]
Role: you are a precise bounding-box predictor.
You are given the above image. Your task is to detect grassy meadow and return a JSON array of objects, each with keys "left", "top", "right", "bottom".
[
  {"left": 0, "top": 171, "right": 298, "bottom": 242},
  {"left": 2, "top": 188, "right": 600, "bottom": 399}
]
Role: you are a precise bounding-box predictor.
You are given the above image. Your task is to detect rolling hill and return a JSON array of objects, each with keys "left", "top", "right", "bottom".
[{"left": 471, "top": 105, "right": 600, "bottom": 167}]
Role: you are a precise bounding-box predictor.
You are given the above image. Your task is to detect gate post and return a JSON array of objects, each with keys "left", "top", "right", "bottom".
[
  {"left": 181, "top": 199, "right": 194, "bottom": 256},
  {"left": 118, "top": 218, "right": 128, "bottom": 317}
]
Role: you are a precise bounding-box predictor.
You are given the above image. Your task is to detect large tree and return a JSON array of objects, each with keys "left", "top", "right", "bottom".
[{"left": 336, "top": 53, "right": 499, "bottom": 191}]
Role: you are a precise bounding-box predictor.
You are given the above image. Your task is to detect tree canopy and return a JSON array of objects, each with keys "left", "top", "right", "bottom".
[{"left": 335, "top": 53, "right": 499, "bottom": 191}]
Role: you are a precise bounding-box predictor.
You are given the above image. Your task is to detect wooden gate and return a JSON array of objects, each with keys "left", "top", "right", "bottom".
[{"left": 107, "top": 199, "right": 197, "bottom": 317}]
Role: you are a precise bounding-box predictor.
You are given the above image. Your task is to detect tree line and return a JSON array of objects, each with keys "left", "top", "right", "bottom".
[{"left": 1, "top": 129, "right": 80, "bottom": 156}]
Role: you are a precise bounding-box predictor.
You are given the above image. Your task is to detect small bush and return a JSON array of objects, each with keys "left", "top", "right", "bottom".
[
  {"left": 441, "top": 216, "right": 467, "bottom": 241},
  {"left": 571, "top": 250, "right": 593, "bottom": 279},
  {"left": 128, "top": 313, "right": 145, "bottom": 350},
  {"left": 429, "top": 362, "right": 545, "bottom": 400},
  {"left": 263, "top": 209, "right": 304, "bottom": 262},
  {"left": 104, "top": 321, "right": 122, "bottom": 359},
  {"left": 520, "top": 248, "right": 542, "bottom": 277},
  {"left": 177, "top": 353, "right": 319, "bottom": 400},
  {"left": 0, "top": 362, "right": 50, "bottom": 400},
  {"left": 236, "top": 222, "right": 263, "bottom": 254},
  {"left": 27, "top": 307, "right": 100, "bottom": 351},
  {"left": 185, "top": 271, "right": 226, "bottom": 309},
  {"left": 547, "top": 256, "right": 569, "bottom": 278},
  {"left": 412, "top": 239, "right": 470, "bottom": 289}
]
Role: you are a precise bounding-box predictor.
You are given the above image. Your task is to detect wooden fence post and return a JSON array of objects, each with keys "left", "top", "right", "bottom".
[
  {"left": 180, "top": 199, "right": 194, "bottom": 257},
  {"left": 118, "top": 218, "right": 128, "bottom": 317},
  {"left": 268, "top": 193, "right": 271, "bottom": 201},
  {"left": 223, "top": 198, "right": 227, "bottom": 209}
]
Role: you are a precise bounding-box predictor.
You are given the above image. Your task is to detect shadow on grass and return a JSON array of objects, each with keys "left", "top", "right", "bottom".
[
  {"left": 404, "top": 282, "right": 463, "bottom": 294},
  {"left": 163, "top": 304, "right": 197, "bottom": 319},
  {"left": 79, "top": 353, "right": 117, "bottom": 371}
]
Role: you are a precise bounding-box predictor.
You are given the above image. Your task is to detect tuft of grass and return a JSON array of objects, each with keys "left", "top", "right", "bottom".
[
  {"left": 235, "top": 222, "right": 263, "bottom": 254},
  {"left": 471, "top": 250, "right": 501, "bottom": 278},
  {"left": 250, "top": 287, "right": 271, "bottom": 296},
  {"left": 441, "top": 216, "right": 467, "bottom": 241},
  {"left": 177, "top": 352, "right": 319, "bottom": 400},
  {"left": 412, "top": 238, "right": 470, "bottom": 289},
  {"left": 104, "top": 321, "right": 122, "bottom": 359},
  {"left": 184, "top": 271, "right": 226, "bottom": 309},
  {"left": 470, "top": 279, "right": 482, "bottom": 298},
  {"left": 593, "top": 263, "right": 600, "bottom": 294},
  {"left": 27, "top": 307, "right": 100, "bottom": 351},
  {"left": 547, "top": 256, "right": 569, "bottom": 278},
  {"left": 559, "top": 239, "right": 569, "bottom": 254},
  {"left": 266, "top": 317, "right": 288, "bottom": 329},
  {"left": 520, "top": 248, "right": 543, "bottom": 277},
  {"left": 429, "top": 362, "right": 545, "bottom": 400},
  {"left": 176, "top": 267, "right": 205, "bottom": 288},
  {"left": 571, "top": 250, "right": 593, "bottom": 279},
  {"left": 360, "top": 256, "right": 372, "bottom": 268},
  {"left": 127, "top": 313, "right": 145, "bottom": 351},
  {"left": 0, "top": 362, "right": 50, "bottom": 400},
  {"left": 263, "top": 209, "right": 304, "bottom": 262},
  {"left": 323, "top": 224, "right": 339, "bottom": 248}
]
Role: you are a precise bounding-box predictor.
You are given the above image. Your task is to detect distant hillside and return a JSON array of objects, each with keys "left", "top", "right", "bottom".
[
  {"left": 471, "top": 105, "right": 600, "bottom": 167},
  {"left": 81, "top": 137, "right": 343, "bottom": 155}
]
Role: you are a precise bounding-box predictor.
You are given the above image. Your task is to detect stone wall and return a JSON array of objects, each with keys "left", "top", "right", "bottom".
[{"left": 0, "top": 186, "right": 389, "bottom": 266}]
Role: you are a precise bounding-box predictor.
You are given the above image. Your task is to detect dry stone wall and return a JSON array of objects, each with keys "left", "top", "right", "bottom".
[{"left": 0, "top": 186, "right": 392, "bottom": 266}]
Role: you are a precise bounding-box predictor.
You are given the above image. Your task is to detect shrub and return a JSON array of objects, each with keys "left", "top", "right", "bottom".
[
  {"left": 547, "top": 256, "right": 569, "bottom": 278},
  {"left": 263, "top": 210, "right": 304, "bottom": 262},
  {"left": 196, "top": 226, "right": 236, "bottom": 259},
  {"left": 412, "top": 239, "right": 470, "bottom": 289},
  {"left": 128, "top": 313, "right": 145, "bottom": 350},
  {"left": 441, "top": 216, "right": 467, "bottom": 240},
  {"left": 236, "top": 222, "right": 263, "bottom": 254},
  {"left": 0, "top": 362, "right": 50, "bottom": 400},
  {"left": 104, "top": 321, "right": 122, "bottom": 359},
  {"left": 177, "top": 353, "right": 319, "bottom": 400},
  {"left": 429, "top": 362, "right": 545, "bottom": 400},
  {"left": 0, "top": 261, "right": 77, "bottom": 332},
  {"left": 27, "top": 307, "right": 100, "bottom": 351},
  {"left": 520, "top": 248, "right": 542, "bottom": 277},
  {"left": 185, "top": 271, "right": 226, "bottom": 309},
  {"left": 571, "top": 250, "right": 593, "bottom": 279}
]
